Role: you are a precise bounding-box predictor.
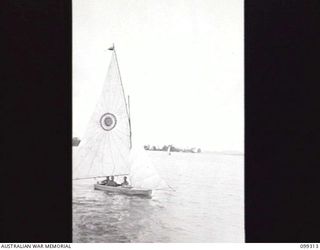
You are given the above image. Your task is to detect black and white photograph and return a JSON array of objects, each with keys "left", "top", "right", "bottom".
[
  {"left": 2, "top": 0, "right": 320, "bottom": 245},
  {"left": 72, "top": 0, "right": 244, "bottom": 243}
]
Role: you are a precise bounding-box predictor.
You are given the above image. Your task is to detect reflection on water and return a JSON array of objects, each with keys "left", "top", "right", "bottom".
[{"left": 73, "top": 151, "right": 244, "bottom": 242}]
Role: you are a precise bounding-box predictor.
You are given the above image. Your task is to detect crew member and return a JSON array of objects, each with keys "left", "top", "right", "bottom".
[
  {"left": 121, "top": 176, "right": 129, "bottom": 186},
  {"left": 107, "top": 176, "right": 119, "bottom": 187},
  {"left": 100, "top": 176, "right": 110, "bottom": 185}
]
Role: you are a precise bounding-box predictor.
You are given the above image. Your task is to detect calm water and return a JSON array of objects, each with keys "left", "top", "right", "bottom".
[{"left": 73, "top": 151, "right": 244, "bottom": 242}]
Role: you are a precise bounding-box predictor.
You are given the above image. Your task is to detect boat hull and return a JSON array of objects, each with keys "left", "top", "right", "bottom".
[{"left": 94, "top": 184, "right": 152, "bottom": 197}]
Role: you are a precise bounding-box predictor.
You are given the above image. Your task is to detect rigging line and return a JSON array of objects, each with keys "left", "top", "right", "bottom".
[
  {"left": 112, "top": 50, "right": 132, "bottom": 150},
  {"left": 113, "top": 47, "right": 131, "bottom": 132}
]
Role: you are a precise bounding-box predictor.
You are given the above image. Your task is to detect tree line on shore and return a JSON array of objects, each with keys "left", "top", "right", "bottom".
[
  {"left": 73, "top": 137, "right": 201, "bottom": 153},
  {"left": 144, "top": 144, "right": 201, "bottom": 153}
]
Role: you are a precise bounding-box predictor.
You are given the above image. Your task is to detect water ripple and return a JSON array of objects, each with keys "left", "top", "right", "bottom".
[{"left": 73, "top": 152, "right": 244, "bottom": 242}]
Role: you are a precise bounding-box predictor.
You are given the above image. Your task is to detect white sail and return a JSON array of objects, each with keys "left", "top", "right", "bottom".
[
  {"left": 128, "top": 148, "right": 168, "bottom": 190},
  {"left": 73, "top": 49, "right": 131, "bottom": 179}
]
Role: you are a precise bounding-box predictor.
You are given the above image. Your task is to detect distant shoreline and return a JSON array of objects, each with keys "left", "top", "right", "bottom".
[
  {"left": 205, "top": 151, "right": 244, "bottom": 156},
  {"left": 148, "top": 150, "right": 244, "bottom": 156}
]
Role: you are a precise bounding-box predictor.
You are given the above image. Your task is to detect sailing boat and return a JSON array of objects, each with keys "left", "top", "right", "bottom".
[{"left": 73, "top": 44, "right": 161, "bottom": 197}]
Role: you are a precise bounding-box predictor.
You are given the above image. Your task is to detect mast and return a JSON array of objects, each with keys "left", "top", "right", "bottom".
[
  {"left": 128, "top": 95, "right": 132, "bottom": 149},
  {"left": 111, "top": 44, "right": 132, "bottom": 149}
]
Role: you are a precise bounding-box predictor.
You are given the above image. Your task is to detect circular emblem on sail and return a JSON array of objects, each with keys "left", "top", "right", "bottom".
[{"left": 100, "top": 113, "right": 117, "bottom": 131}]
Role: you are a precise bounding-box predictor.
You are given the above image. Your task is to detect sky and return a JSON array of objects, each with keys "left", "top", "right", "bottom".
[{"left": 73, "top": 0, "right": 244, "bottom": 152}]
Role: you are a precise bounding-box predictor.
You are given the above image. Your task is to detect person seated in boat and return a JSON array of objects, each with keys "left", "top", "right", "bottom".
[
  {"left": 121, "top": 176, "right": 129, "bottom": 187},
  {"left": 99, "top": 176, "right": 110, "bottom": 185},
  {"left": 107, "top": 176, "right": 120, "bottom": 187}
]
